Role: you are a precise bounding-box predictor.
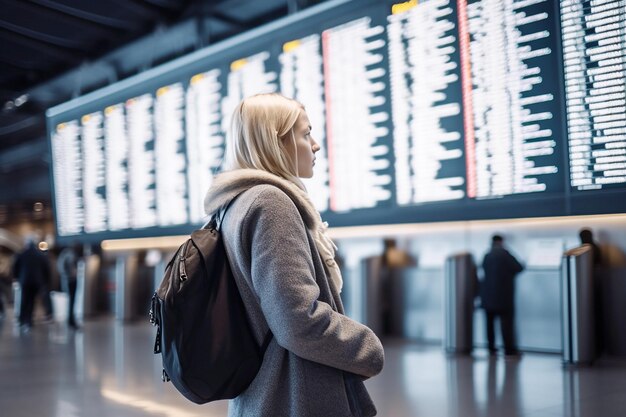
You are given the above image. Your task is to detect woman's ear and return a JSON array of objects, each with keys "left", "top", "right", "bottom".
[{"left": 278, "top": 129, "right": 294, "bottom": 146}]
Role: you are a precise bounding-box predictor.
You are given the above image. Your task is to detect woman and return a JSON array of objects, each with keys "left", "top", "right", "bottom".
[{"left": 204, "top": 93, "right": 384, "bottom": 416}]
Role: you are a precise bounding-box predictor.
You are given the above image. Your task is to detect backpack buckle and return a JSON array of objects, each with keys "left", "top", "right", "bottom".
[{"left": 149, "top": 293, "right": 158, "bottom": 326}]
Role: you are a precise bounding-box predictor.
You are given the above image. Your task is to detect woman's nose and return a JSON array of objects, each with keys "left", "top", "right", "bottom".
[{"left": 312, "top": 139, "right": 320, "bottom": 152}]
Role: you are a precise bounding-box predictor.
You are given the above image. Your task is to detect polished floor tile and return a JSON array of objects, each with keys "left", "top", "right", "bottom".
[{"left": 1, "top": 314, "right": 625, "bottom": 417}]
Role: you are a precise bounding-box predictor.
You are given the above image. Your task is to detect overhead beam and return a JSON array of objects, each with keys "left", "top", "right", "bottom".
[
  {"left": 0, "top": 137, "right": 48, "bottom": 171},
  {"left": 0, "top": 115, "right": 43, "bottom": 138},
  {"left": 244, "top": 4, "right": 290, "bottom": 29},
  {"left": 108, "top": 0, "right": 164, "bottom": 21},
  {"left": 24, "top": 0, "right": 139, "bottom": 31},
  {"left": 0, "top": 55, "right": 42, "bottom": 72},
  {"left": 142, "top": 0, "right": 184, "bottom": 11},
  {"left": 0, "top": 18, "right": 90, "bottom": 50},
  {"left": 0, "top": 169, "right": 51, "bottom": 203},
  {"left": 0, "top": 29, "right": 83, "bottom": 63},
  {"left": 210, "top": 11, "right": 250, "bottom": 30}
]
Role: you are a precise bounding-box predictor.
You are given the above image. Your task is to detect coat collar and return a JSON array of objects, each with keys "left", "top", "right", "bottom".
[{"left": 203, "top": 169, "right": 321, "bottom": 230}]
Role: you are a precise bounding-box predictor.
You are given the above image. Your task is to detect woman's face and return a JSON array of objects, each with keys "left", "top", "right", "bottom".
[{"left": 284, "top": 110, "right": 320, "bottom": 178}]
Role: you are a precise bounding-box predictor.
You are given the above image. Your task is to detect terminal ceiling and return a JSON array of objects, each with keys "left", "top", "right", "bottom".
[{"left": 0, "top": 0, "right": 324, "bottom": 216}]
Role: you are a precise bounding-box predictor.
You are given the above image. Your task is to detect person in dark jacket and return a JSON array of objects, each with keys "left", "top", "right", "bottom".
[
  {"left": 579, "top": 228, "right": 604, "bottom": 354},
  {"left": 480, "top": 235, "right": 524, "bottom": 357},
  {"left": 57, "top": 243, "right": 82, "bottom": 329},
  {"left": 12, "top": 235, "right": 51, "bottom": 330}
]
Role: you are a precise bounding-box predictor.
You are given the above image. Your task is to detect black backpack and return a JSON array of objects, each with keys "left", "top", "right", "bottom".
[{"left": 149, "top": 208, "right": 272, "bottom": 404}]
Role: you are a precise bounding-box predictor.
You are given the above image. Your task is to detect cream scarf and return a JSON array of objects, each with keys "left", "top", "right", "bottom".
[{"left": 203, "top": 169, "right": 343, "bottom": 293}]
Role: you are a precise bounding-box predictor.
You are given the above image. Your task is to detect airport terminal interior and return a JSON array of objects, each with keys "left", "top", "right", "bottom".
[{"left": 1, "top": 0, "right": 626, "bottom": 416}]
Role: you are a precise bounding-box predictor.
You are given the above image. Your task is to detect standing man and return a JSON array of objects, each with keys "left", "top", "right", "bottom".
[
  {"left": 579, "top": 228, "right": 603, "bottom": 354},
  {"left": 12, "top": 234, "right": 51, "bottom": 331},
  {"left": 481, "top": 235, "right": 524, "bottom": 357},
  {"left": 579, "top": 228, "right": 602, "bottom": 266},
  {"left": 57, "top": 243, "right": 82, "bottom": 329}
]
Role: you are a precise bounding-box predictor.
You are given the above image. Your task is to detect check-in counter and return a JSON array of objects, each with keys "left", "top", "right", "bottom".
[{"left": 401, "top": 266, "right": 562, "bottom": 353}]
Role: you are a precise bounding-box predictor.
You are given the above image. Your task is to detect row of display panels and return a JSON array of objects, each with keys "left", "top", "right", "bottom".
[{"left": 47, "top": 0, "right": 626, "bottom": 243}]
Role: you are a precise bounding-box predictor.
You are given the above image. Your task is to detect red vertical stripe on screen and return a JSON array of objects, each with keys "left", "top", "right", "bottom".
[
  {"left": 457, "top": 0, "right": 477, "bottom": 198},
  {"left": 321, "top": 30, "right": 337, "bottom": 210}
]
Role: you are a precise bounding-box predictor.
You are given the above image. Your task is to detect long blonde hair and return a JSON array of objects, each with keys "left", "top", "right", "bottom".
[{"left": 223, "top": 93, "right": 304, "bottom": 187}]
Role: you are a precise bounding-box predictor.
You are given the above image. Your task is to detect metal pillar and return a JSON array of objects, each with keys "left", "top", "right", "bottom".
[
  {"left": 362, "top": 256, "right": 384, "bottom": 336},
  {"left": 444, "top": 253, "right": 477, "bottom": 354},
  {"left": 561, "top": 245, "right": 595, "bottom": 365},
  {"left": 115, "top": 253, "right": 139, "bottom": 321},
  {"left": 81, "top": 254, "right": 101, "bottom": 318}
]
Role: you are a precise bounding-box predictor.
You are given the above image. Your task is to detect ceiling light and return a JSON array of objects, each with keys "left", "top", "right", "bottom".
[{"left": 14, "top": 94, "right": 29, "bottom": 107}]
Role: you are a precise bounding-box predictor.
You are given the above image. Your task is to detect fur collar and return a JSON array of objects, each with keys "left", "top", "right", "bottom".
[
  {"left": 205, "top": 169, "right": 343, "bottom": 294},
  {"left": 203, "top": 169, "right": 321, "bottom": 230}
]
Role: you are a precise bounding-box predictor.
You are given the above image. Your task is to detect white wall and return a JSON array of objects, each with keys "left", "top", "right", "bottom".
[
  {"left": 332, "top": 213, "right": 626, "bottom": 270},
  {"left": 331, "top": 213, "right": 626, "bottom": 351}
]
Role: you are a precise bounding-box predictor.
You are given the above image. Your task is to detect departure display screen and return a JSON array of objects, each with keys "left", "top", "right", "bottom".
[{"left": 47, "top": 0, "right": 626, "bottom": 242}]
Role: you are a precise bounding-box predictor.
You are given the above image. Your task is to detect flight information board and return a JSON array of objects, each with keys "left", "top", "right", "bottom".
[
  {"left": 47, "top": 0, "right": 626, "bottom": 243},
  {"left": 561, "top": 0, "right": 626, "bottom": 190},
  {"left": 463, "top": 0, "right": 562, "bottom": 198},
  {"left": 388, "top": 0, "right": 466, "bottom": 204}
]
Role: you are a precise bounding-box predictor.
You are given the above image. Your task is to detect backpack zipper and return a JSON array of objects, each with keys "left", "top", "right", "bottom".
[
  {"left": 149, "top": 293, "right": 158, "bottom": 325},
  {"left": 179, "top": 241, "right": 189, "bottom": 282},
  {"left": 150, "top": 293, "right": 162, "bottom": 354},
  {"left": 179, "top": 257, "right": 187, "bottom": 282}
]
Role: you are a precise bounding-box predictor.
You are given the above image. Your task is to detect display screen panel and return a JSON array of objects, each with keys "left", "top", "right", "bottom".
[{"left": 47, "top": 0, "right": 626, "bottom": 243}]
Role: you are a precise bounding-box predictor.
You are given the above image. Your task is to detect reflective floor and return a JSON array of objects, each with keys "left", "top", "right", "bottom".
[{"left": 1, "top": 314, "right": 625, "bottom": 417}]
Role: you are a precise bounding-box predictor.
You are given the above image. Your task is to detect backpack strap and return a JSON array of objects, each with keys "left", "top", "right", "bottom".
[
  {"left": 203, "top": 195, "right": 241, "bottom": 231},
  {"left": 205, "top": 192, "right": 275, "bottom": 354}
]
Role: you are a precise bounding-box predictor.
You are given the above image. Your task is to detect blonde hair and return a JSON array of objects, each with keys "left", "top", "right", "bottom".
[{"left": 224, "top": 93, "right": 304, "bottom": 187}]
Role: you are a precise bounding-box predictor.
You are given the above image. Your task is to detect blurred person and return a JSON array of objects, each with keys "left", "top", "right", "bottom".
[
  {"left": 480, "top": 235, "right": 524, "bottom": 357},
  {"left": 579, "top": 228, "right": 602, "bottom": 266},
  {"left": 380, "top": 238, "right": 413, "bottom": 335},
  {"left": 39, "top": 244, "right": 54, "bottom": 323},
  {"left": 12, "top": 235, "right": 51, "bottom": 330},
  {"left": 57, "top": 243, "right": 83, "bottom": 329},
  {"left": 203, "top": 93, "right": 384, "bottom": 416},
  {"left": 0, "top": 246, "right": 13, "bottom": 319},
  {"left": 579, "top": 228, "right": 604, "bottom": 354}
]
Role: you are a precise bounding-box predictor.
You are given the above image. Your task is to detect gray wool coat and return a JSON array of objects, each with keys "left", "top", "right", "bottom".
[{"left": 204, "top": 169, "right": 384, "bottom": 417}]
